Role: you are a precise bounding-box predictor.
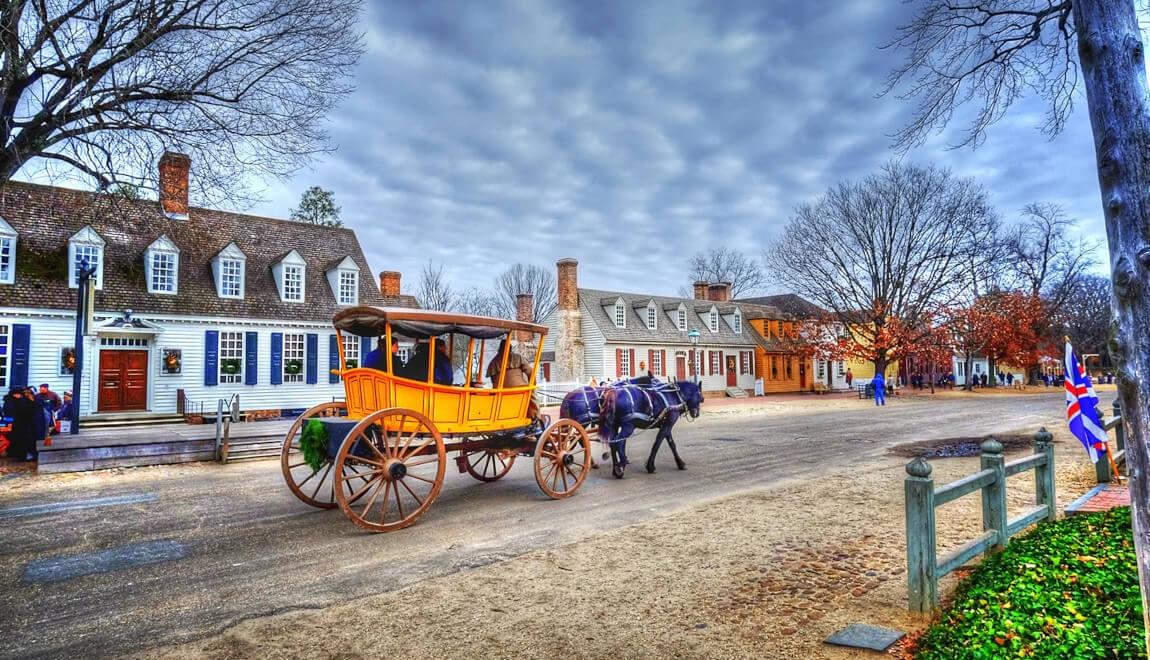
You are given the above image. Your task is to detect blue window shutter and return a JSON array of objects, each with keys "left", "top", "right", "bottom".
[
  {"left": 360, "top": 336, "right": 371, "bottom": 362},
  {"left": 270, "top": 333, "right": 283, "bottom": 385},
  {"left": 328, "top": 335, "right": 340, "bottom": 384},
  {"left": 306, "top": 333, "right": 318, "bottom": 384},
  {"left": 204, "top": 330, "right": 218, "bottom": 386},
  {"left": 244, "top": 332, "right": 258, "bottom": 385},
  {"left": 11, "top": 323, "right": 31, "bottom": 388}
]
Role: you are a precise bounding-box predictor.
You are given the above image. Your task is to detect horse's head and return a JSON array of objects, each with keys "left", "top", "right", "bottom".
[{"left": 677, "top": 380, "right": 704, "bottom": 418}]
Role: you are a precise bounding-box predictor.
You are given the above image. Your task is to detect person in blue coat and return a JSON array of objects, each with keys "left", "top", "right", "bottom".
[{"left": 872, "top": 372, "right": 886, "bottom": 406}]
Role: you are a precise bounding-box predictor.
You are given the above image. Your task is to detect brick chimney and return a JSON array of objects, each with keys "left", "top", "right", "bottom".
[
  {"left": 707, "top": 282, "right": 732, "bottom": 302},
  {"left": 693, "top": 281, "right": 708, "bottom": 300},
  {"left": 380, "top": 271, "right": 402, "bottom": 297},
  {"left": 158, "top": 152, "right": 191, "bottom": 218},
  {"left": 554, "top": 258, "right": 584, "bottom": 382},
  {"left": 515, "top": 293, "right": 533, "bottom": 344}
]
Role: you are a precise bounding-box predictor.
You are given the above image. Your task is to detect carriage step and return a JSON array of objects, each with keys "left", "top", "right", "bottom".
[{"left": 725, "top": 387, "right": 748, "bottom": 398}]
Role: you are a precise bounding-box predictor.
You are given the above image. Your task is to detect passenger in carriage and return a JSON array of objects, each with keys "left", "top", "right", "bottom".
[
  {"left": 404, "top": 338, "right": 455, "bottom": 386},
  {"left": 363, "top": 337, "right": 389, "bottom": 371},
  {"left": 487, "top": 338, "right": 539, "bottom": 419}
]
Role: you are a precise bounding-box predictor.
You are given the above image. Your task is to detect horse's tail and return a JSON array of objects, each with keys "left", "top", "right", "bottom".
[{"left": 598, "top": 388, "right": 617, "bottom": 444}]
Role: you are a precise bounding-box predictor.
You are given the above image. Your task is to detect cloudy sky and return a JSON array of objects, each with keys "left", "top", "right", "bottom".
[{"left": 250, "top": 0, "right": 1105, "bottom": 298}]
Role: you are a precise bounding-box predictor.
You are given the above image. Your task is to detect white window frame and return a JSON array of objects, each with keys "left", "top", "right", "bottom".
[
  {"left": 708, "top": 309, "right": 719, "bottom": 333},
  {"left": 282, "top": 333, "right": 306, "bottom": 383},
  {"left": 650, "top": 350, "right": 662, "bottom": 376},
  {"left": 283, "top": 265, "right": 304, "bottom": 302},
  {"left": 817, "top": 360, "right": 826, "bottom": 379},
  {"left": 733, "top": 310, "right": 742, "bottom": 334},
  {"left": 145, "top": 235, "right": 180, "bottom": 295},
  {"left": 219, "top": 331, "right": 245, "bottom": 384},
  {"left": 213, "top": 243, "right": 246, "bottom": 299},
  {"left": 614, "top": 302, "right": 626, "bottom": 328},
  {"left": 0, "top": 323, "right": 8, "bottom": 387},
  {"left": 620, "top": 348, "right": 631, "bottom": 376},
  {"left": 646, "top": 304, "right": 657, "bottom": 330},
  {"left": 710, "top": 351, "right": 720, "bottom": 374},
  {"left": 341, "top": 334, "right": 361, "bottom": 369},
  {"left": 0, "top": 216, "right": 15, "bottom": 285},
  {"left": 68, "top": 226, "right": 105, "bottom": 290},
  {"left": 677, "top": 308, "right": 687, "bottom": 331},
  {"left": 338, "top": 270, "right": 358, "bottom": 305}
]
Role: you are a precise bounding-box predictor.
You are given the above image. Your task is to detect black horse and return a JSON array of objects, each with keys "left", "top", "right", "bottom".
[{"left": 596, "top": 379, "right": 703, "bottom": 478}]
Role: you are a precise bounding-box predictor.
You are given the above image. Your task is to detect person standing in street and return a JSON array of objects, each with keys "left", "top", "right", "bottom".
[
  {"left": 845, "top": 368, "right": 854, "bottom": 388},
  {"left": 3, "top": 387, "right": 38, "bottom": 461},
  {"left": 872, "top": 372, "right": 886, "bottom": 406}
]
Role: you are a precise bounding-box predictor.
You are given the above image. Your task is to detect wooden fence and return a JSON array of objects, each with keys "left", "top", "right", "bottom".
[
  {"left": 904, "top": 429, "right": 1056, "bottom": 614},
  {"left": 1095, "top": 401, "right": 1127, "bottom": 483}
]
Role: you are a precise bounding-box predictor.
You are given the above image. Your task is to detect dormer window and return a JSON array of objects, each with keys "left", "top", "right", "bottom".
[
  {"left": 212, "top": 242, "right": 246, "bottom": 299},
  {"left": 273, "top": 250, "right": 306, "bottom": 303},
  {"left": 646, "top": 303, "right": 657, "bottom": 330},
  {"left": 0, "top": 216, "right": 15, "bottom": 285},
  {"left": 326, "top": 256, "right": 360, "bottom": 306},
  {"left": 145, "top": 235, "right": 180, "bottom": 295},
  {"left": 614, "top": 301, "right": 626, "bottom": 328},
  {"left": 709, "top": 308, "right": 719, "bottom": 332},
  {"left": 68, "top": 226, "right": 105, "bottom": 289},
  {"left": 677, "top": 306, "right": 687, "bottom": 331},
  {"left": 733, "top": 309, "right": 742, "bottom": 334}
]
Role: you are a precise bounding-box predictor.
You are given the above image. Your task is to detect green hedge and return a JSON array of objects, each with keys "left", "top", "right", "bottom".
[{"left": 917, "top": 507, "right": 1145, "bottom": 659}]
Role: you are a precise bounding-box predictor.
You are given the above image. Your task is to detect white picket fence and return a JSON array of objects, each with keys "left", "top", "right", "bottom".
[{"left": 535, "top": 380, "right": 585, "bottom": 406}]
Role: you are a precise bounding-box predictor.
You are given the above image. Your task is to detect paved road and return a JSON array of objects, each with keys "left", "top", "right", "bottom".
[{"left": 0, "top": 391, "right": 1064, "bottom": 658}]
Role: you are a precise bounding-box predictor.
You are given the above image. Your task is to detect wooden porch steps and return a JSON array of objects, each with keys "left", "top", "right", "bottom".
[{"left": 80, "top": 412, "right": 186, "bottom": 430}]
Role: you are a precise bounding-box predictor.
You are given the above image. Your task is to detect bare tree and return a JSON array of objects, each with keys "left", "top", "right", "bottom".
[
  {"left": 0, "top": 0, "right": 363, "bottom": 206},
  {"left": 1003, "top": 203, "right": 1098, "bottom": 314},
  {"left": 886, "top": 0, "right": 1150, "bottom": 637},
  {"left": 454, "top": 287, "right": 503, "bottom": 318},
  {"left": 494, "top": 263, "right": 557, "bottom": 322},
  {"left": 289, "top": 186, "right": 342, "bottom": 227},
  {"left": 687, "top": 248, "right": 767, "bottom": 299},
  {"left": 1058, "top": 273, "right": 1114, "bottom": 367},
  {"left": 415, "top": 261, "right": 454, "bottom": 312},
  {"left": 767, "top": 162, "right": 998, "bottom": 377}
]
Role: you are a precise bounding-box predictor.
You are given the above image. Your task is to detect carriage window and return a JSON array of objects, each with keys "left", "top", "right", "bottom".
[
  {"left": 283, "top": 333, "right": 305, "bottom": 383},
  {"left": 219, "top": 331, "right": 244, "bottom": 384},
  {"left": 677, "top": 308, "right": 686, "bottom": 331},
  {"left": 708, "top": 310, "right": 718, "bottom": 332},
  {"left": 614, "top": 302, "right": 625, "bottom": 328},
  {"left": 341, "top": 335, "right": 360, "bottom": 368},
  {"left": 646, "top": 305, "right": 656, "bottom": 330}
]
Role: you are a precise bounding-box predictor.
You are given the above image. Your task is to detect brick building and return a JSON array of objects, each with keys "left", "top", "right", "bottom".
[{"left": 0, "top": 153, "right": 416, "bottom": 419}]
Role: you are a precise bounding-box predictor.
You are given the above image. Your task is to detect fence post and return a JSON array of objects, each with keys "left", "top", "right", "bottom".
[
  {"left": 980, "top": 437, "right": 1007, "bottom": 551},
  {"left": 905, "top": 457, "right": 937, "bottom": 614},
  {"left": 1096, "top": 404, "right": 1114, "bottom": 483},
  {"left": 1113, "top": 400, "right": 1126, "bottom": 454},
  {"left": 1034, "top": 427, "right": 1056, "bottom": 522}
]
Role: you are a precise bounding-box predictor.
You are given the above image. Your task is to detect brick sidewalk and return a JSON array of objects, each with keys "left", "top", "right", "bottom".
[{"left": 1065, "top": 483, "right": 1130, "bottom": 516}]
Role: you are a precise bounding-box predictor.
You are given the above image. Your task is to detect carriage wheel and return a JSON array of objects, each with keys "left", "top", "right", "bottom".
[
  {"left": 465, "top": 448, "right": 516, "bottom": 482},
  {"left": 334, "top": 408, "right": 446, "bottom": 533},
  {"left": 534, "top": 419, "right": 591, "bottom": 500},
  {"left": 281, "top": 401, "right": 357, "bottom": 509}
]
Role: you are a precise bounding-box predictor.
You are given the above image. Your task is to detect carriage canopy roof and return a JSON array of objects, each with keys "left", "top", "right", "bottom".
[{"left": 332, "top": 306, "right": 549, "bottom": 340}]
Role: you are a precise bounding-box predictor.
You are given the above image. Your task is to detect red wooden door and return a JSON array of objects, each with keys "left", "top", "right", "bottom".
[
  {"left": 98, "top": 350, "right": 148, "bottom": 412},
  {"left": 726, "top": 355, "right": 737, "bottom": 387},
  {"left": 676, "top": 356, "right": 686, "bottom": 380}
]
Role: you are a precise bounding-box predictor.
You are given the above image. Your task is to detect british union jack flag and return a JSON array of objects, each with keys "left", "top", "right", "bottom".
[{"left": 1064, "top": 341, "right": 1108, "bottom": 464}]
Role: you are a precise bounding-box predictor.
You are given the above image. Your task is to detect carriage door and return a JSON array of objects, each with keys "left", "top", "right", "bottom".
[
  {"left": 676, "top": 354, "right": 687, "bottom": 380},
  {"left": 726, "top": 355, "right": 737, "bottom": 387}
]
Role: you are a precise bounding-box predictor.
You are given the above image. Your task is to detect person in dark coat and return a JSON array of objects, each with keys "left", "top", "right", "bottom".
[
  {"left": 3, "top": 387, "right": 38, "bottom": 461},
  {"left": 24, "top": 386, "right": 47, "bottom": 459}
]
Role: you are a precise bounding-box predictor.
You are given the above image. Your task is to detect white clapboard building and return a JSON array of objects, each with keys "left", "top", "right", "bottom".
[{"left": 0, "top": 153, "right": 416, "bottom": 420}]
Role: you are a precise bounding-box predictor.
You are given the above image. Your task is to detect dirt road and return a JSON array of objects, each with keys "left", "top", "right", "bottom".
[{"left": 0, "top": 391, "right": 1067, "bottom": 658}]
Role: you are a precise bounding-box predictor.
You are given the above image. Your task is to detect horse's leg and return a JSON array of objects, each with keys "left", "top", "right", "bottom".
[
  {"left": 664, "top": 413, "right": 687, "bottom": 470},
  {"left": 610, "top": 442, "right": 624, "bottom": 479},
  {"left": 646, "top": 425, "right": 666, "bottom": 474}
]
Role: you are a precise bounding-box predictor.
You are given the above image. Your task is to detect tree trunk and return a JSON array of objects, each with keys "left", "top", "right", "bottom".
[
  {"left": 964, "top": 353, "right": 974, "bottom": 391},
  {"left": 1072, "top": 0, "right": 1150, "bottom": 649}
]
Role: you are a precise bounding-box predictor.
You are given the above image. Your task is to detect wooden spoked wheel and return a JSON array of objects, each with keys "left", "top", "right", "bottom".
[
  {"left": 465, "top": 448, "right": 516, "bottom": 482},
  {"left": 534, "top": 419, "right": 591, "bottom": 499},
  {"left": 281, "top": 401, "right": 353, "bottom": 509},
  {"left": 334, "top": 408, "right": 446, "bottom": 533}
]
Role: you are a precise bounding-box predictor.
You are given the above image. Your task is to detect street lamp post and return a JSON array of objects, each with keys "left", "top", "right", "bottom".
[
  {"left": 688, "top": 329, "right": 700, "bottom": 384},
  {"left": 71, "top": 257, "right": 97, "bottom": 435}
]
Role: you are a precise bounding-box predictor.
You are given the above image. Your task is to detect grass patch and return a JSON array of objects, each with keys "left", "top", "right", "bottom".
[{"left": 916, "top": 507, "right": 1145, "bottom": 659}]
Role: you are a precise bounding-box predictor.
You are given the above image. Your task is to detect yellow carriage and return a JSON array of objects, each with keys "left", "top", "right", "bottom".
[{"left": 280, "top": 307, "right": 592, "bottom": 532}]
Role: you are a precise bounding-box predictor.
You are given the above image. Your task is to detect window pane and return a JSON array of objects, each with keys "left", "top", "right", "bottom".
[
  {"left": 219, "top": 331, "right": 245, "bottom": 384},
  {"left": 284, "top": 265, "right": 303, "bottom": 301},
  {"left": 221, "top": 260, "right": 243, "bottom": 297},
  {"left": 0, "top": 237, "right": 12, "bottom": 282},
  {"left": 0, "top": 324, "right": 8, "bottom": 387},
  {"left": 151, "top": 252, "right": 176, "bottom": 292},
  {"left": 338, "top": 271, "right": 357, "bottom": 304},
  {"left": 283, "top": 333, "right": 305, "bottom": 383},
  {"left": 74, "top": 245, "right": 101, "bottom": 287}
]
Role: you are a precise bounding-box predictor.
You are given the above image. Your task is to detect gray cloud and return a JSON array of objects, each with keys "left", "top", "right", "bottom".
[{"left": 251, "top": 0, "right": 1111, "bottom": 298}]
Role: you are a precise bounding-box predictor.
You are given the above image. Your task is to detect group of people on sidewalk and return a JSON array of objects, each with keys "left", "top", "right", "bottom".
[{"left": 2, "top": 384, "right": 71, "bottom": 462}]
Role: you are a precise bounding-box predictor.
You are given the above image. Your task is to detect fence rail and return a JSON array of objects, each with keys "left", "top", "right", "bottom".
[
  {"left": 1096, "top": 401, "right": 1127, "bottom": 483},
  {"left": 904, "top": 429, "right": 1056, "bottom": 614}
]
